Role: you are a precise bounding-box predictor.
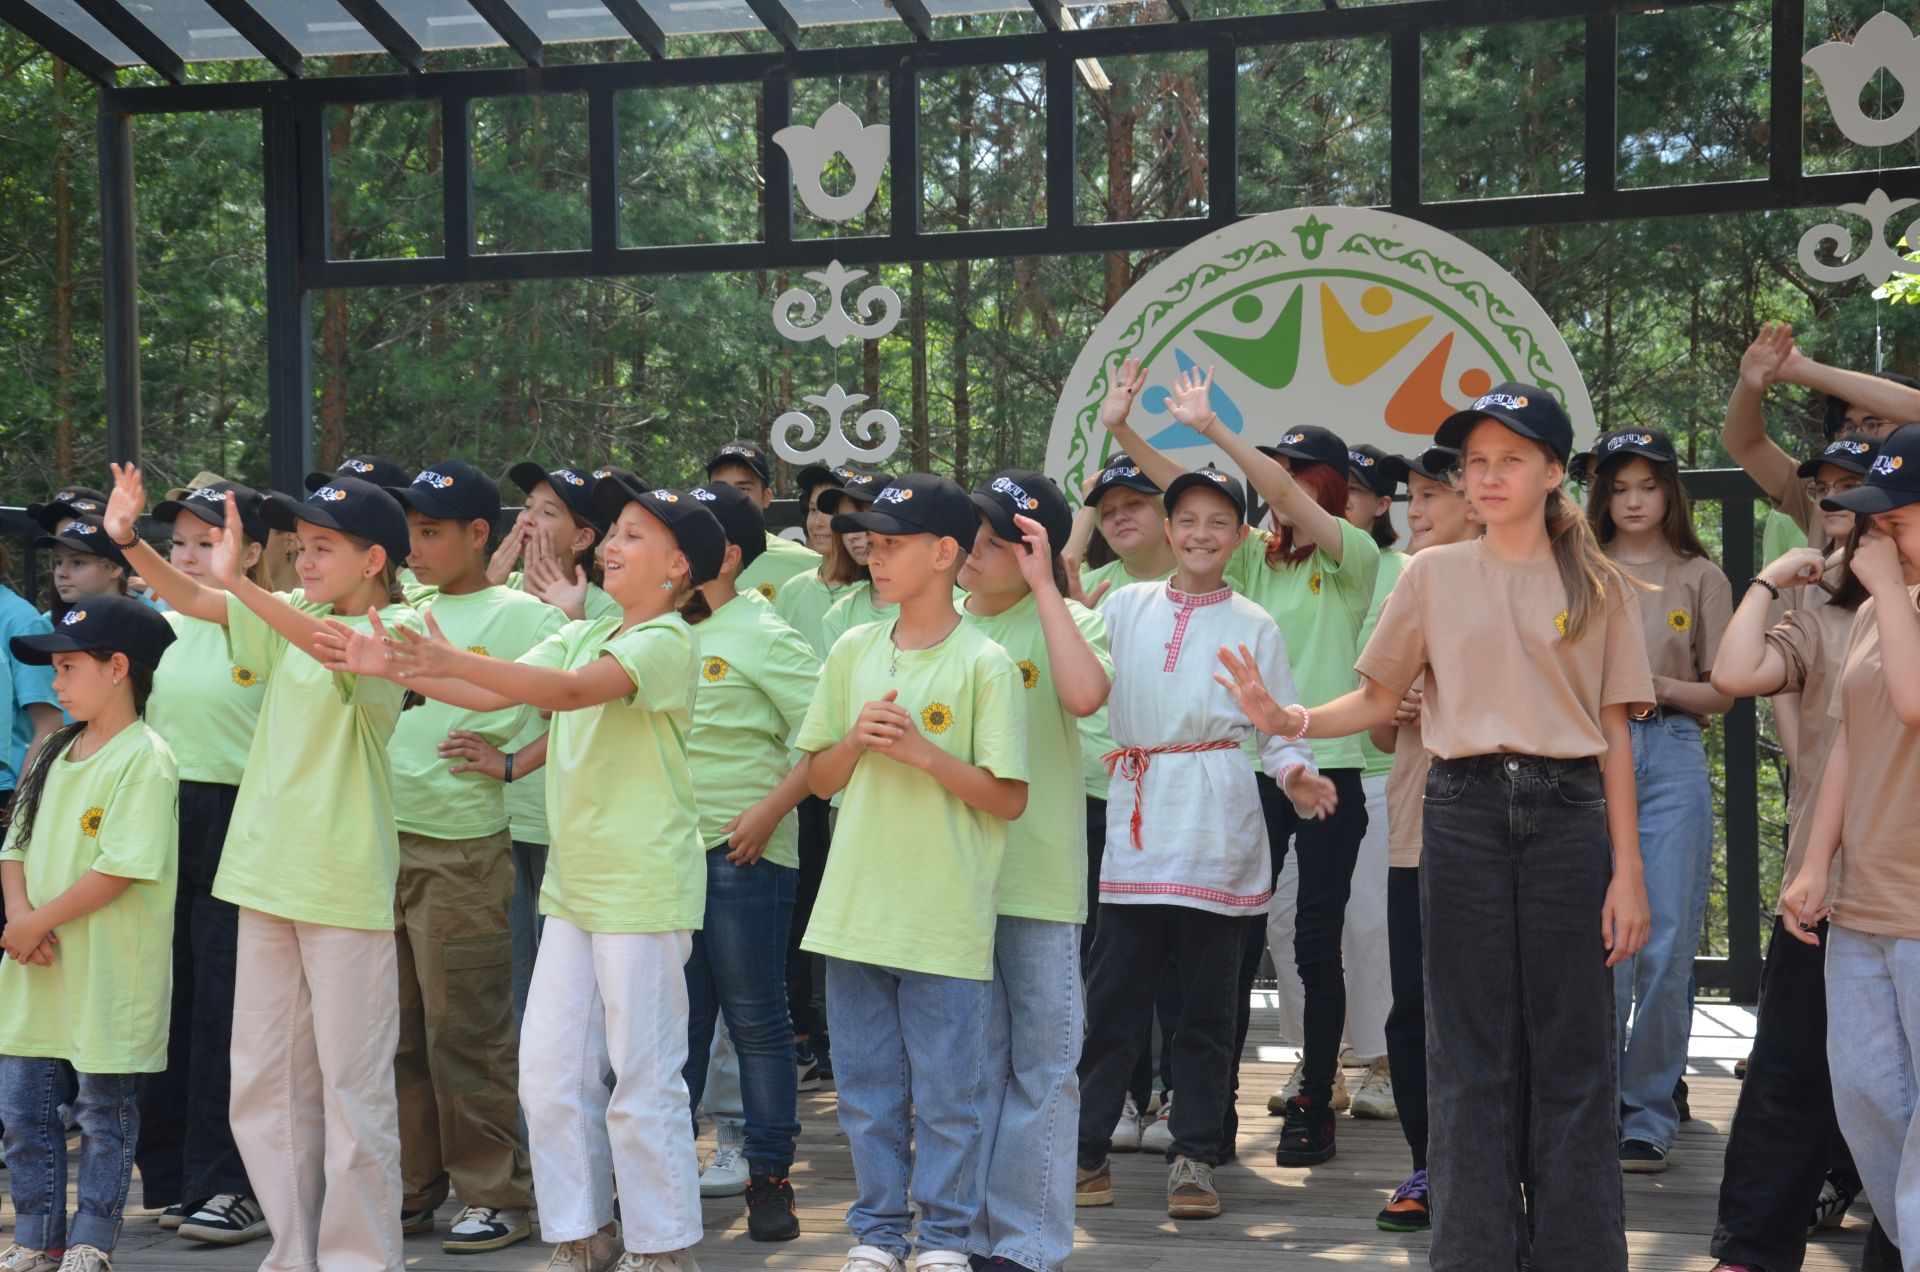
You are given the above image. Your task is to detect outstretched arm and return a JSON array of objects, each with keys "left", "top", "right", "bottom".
[
  {"left": 314, "top": 610, "right": 635, "bottom": 714},
  {"left": 1721, "top": 325, "right": 1803, "bottom": 504},
  {"left": 104, "top": 464, "right": 228, "bottom": 624}
]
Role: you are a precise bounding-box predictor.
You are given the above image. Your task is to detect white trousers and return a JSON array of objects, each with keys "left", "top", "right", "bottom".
[
  {"left": 519, "top": 918, "right": 703, "bottom": 1255},
  {"left": 229, "top": 908, "right": 404, "bottom": 1272},
  {"left": 1265, "top": 773, "right": 1393, "bottom": 1060}
]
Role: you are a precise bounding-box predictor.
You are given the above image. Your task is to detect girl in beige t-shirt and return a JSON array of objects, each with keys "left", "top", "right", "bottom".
[{"left": 1215, "top": 385, "right": 1653, "bottom": 1272}]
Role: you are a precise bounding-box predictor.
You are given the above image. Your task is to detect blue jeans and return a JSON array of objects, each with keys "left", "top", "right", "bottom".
[
  {"left": 508, "top": 839, "right": 547, "bottom": 1025},
  {"left": 0, "top": 1058, "right": 140, "bottom": 1253},
  {"left": 969, "top": 917, "right": 1083, "bottom": 1272},
  {"left": 1826, "top": 924, "right": 1920, "bottom": 1261},
  {"left": 683, "top": 848, "right": 799, "bottom": 1173},
  {"left": 1614, "top": 716, "right": 1713, "bottom": 1151},
  {"left": 826, "top": 957, "right": 991, "bottom": 1259}
]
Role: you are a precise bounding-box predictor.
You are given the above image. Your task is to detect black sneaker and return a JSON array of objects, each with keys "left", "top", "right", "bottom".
[
  {"left": 796, "top": 1041, "right": 832, "bottom": 1091},
  {"left": 1674, "top": 1076, "right": 1692, "bottom": 1123},
  {"left": 178, "top": 1193, "right": 269, "bottom": 1245},
  {"left": 746, "top": 1173, "right": 800, "bottom": 1242},
  {"left": 1274, "top": 1095, "right": 1336, "bottom": 1166},
  {"left": 400, "top": 1208, "right": 436, "bottom": 1235},
  {"left": 158, "top": 1202, "right": 188, "bottom": 1231},
  {"left": 1620, "top": 1138, "right": 1668, "bottom": 1173}
]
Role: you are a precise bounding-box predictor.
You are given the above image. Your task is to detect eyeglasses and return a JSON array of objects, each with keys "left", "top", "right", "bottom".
[{"left": 1808, "top": 480, "right": 1862, "bottom": 500}]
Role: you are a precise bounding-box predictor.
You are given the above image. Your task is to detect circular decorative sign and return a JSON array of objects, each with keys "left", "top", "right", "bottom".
[{"left": 1046, "top": 206, "right": 1594, "bottom": 499}]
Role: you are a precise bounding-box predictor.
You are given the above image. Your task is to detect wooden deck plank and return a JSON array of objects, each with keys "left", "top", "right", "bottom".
[{"left": 20, "top": 1034, "right": 1870, "bottom": 1269}]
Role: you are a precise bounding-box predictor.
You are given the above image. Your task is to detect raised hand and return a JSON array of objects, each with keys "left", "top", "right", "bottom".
[
  {"left": 208, "top": 493, "right": 245, "bottom": 585},
  {"left": 1165, "top": 364, "right": 1220, "bottom": 434},
  {"left": 1737, "top": 323, "right": 1794, "bottom": 394},
  {"left": 488, "top": 523, "right": 527, "bottom": 587},
  {"left": 1063, "top": 554, "right": 1112, "bottom": 609},
  {"left": 1011, "top": 513, "right": 1059, "bottom": 596},
  {"left": 527, "top": 549, "right": 590, "bottom": 620},
  {"left": 104, "top": 462, "right": 146, "bottom": 545},
  {"left": 1213, "top": 643, "right": 1304, "bottom": 738},
  {"left": 1097, "top": 357, "right": 1152, "bottom": 432}
]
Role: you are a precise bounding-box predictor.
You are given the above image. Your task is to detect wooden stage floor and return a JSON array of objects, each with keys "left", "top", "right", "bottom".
[{"left": 28, "top": 1012, "right": 1873, "bottom": 1270}]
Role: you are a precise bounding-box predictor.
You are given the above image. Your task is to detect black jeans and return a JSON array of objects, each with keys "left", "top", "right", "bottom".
[
  {"left": 1422, "top": 754, "right": 1626, "bottom": 1272},
  {"left": 1230, "top": 768, "right": 1367, "bottom": 1121},
  {"left": 1385, "top": 865, "right": 1428, "bottom": 1173},
  {"left": 134, "top": 780, "right": 251, "bottom": 1208},
  {"left": 786, "top": 795, "right": 832, "bottom": 1041},
  {"left": 1081, "top": 796, "right": 1107, "bottom": 961},
  {"left": 1078, "top": 903, "right": 1250, "bottom": 1168}
]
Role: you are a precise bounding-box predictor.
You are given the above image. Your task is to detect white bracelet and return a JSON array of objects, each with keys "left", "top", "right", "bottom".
[{"left": 1278, "top": 704, "right": 1309, "bottom": 742}]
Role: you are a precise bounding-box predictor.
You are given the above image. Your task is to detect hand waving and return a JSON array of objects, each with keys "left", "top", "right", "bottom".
[
  {"left": 1165, "top": 364, "right": 1220, "bottom": 435},
  {"left": 1097, "top": 357, "right": 1152, "bottom": 432}
]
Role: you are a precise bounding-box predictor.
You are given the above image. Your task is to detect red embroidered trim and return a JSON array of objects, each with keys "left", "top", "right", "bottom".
[
  {"left": 1099, "top": 880, "right": 1276, "bottom": 908},
  {"left": 1161, "top": 583, "right": 1233, "bottom": 673}
]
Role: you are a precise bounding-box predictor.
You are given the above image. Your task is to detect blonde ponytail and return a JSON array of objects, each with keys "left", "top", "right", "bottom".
[{"left": 1546, "top": 485, "right": 1644, "bottom": 642}]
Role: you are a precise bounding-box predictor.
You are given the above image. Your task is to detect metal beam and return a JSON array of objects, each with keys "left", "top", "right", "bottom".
[
  {"left": 892, "top": 0, "right": 935, "bottom": 42},
  {"left": 1164, "top": 0, "right": 1191, "bottom": 22},
  {"left": 603, "top": 0, "right": 667, "bottom": 58},
  {"left": 71, "top": 0, "right": 185, "bottom": 84},
  {"left": 98, "top": 105, "right": 141, "bottom": 465},
  {"left": 202, "top": 0, "right": 305, "bottom": 78},
  {"left": 762, "top": 68, "right": 793, "bottom": 248},
  {"left": 888, "top": 67, "right": 921, "bottom": 237},
  {"left": 1045, "top": 50, "right": 1075, "bottom": 233},
  {"left": 442, "top": 97, "right": 473, "bottom": 263},
  {"left": 0, "top": 1, "right": 119, "bottom": 83},
  {"left": 1207, "top": 40, "right": 1236, "bottom": 221},
  {"left": 467, "top": 0, "right": 545, "bottom": 66},
  {"left": 1583, "top": 13, "right": 1615, "bottom": 196},
  {"left": 1388, "top": 24, "right": 1419, "bottom": 211},
  {"left": 263, "top": 105, "right": 314, "bottom": 494},
  {"left": 1026, "top": 0, "right": 1064, "bottom": 33},
  {"left": 332, "top": 0, "right": 425, "bottom": 72},
  {"left": 742, "top": 0, "right": 801, "bottom": 50},
  {"left": 1770, "top": 0, "right": 1804, "bottom": 185}
]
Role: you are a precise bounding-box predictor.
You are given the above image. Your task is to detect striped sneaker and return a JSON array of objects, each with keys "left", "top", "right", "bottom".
[{"left": 178, "top": 1194, "right": 269, "bottom": 1245}]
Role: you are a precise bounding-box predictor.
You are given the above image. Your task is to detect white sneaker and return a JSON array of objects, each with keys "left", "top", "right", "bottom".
[
  {"left": 614, "top": 1252, "right": 701, "bottom": 1271},
  {"left": 1110, "top": 1095, "right": 1145, "bottom": 1152},
  {"left": 839, "top": 1246, "right": 904, "bottom": 1272},
  {"left": 1338, "top": 1043, "right": 1366, "bottom": 1068},
  {"left": 1140, "top": 1092, "right": 1174, "bottom": 1153},
  {"left": 56, "top": 1249, "right": 110, "bottom": 1272},
  {"left": 444, "top": 1205, "right": 531, "bottom": 1253},
  {"left": 178, "top": 1193, "right": 270, "bottom": 1245},
  {"left": 1268, "top": 1059, "right": 1352, "bottom": 1113},
  {"left": 699, "top": 1126, "right": 749, "bottom": 1198},
  {"left": 1350, "top": 1060, "right": 1397, "bottom": 1120},
  {"left": 0, "top": 1246, "right": 60, "bottom": 1272},
  {"left": 547, "top": 1228, "right": 623, "bottom": 1271},
  {"left": 912, "top": 1254, "right": 970, "bottom": 1270}
]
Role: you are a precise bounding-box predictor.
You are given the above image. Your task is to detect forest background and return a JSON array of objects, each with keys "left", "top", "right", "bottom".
[{"left": 5, "top": 0, "right": 1920, "bottom": 954}]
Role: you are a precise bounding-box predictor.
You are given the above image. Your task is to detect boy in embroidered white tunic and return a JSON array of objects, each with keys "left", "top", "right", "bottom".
[{"left": 1073, "top": 465, "right": 1333, "bottom": 1222}]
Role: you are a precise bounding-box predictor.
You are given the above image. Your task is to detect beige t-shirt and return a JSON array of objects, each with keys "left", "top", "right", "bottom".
[
  {"left": 1356, "top": 539, "right": 1655, "bottom": 760},
  {"left": 1611, "top": 548, "right": 1734, "bottom": 718},
  {"left": 1385, "top": 702, "right": 1429, "bottom": 869},
  {"left": 1827, "top": 587, "right": 1920, "bottom": 941},
  {"left": 1766, "top": 601, "right": 1855, "bottom": 894}
]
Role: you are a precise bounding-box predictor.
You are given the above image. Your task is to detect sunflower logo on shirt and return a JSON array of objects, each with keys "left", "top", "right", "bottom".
[
  {"left": 758, "top": 583, "right": 777, "bottom": 601},
  {"left": 702, "top": 656, "right": 731, "bottom": 682},
  {"left": 1667, "top": 609, "right": 1691, "bottom": 633},
  {"left": 1554, "top": 609, "right": 1569, "bottom": 636},
  {"left": 1308, "top": 571, "right": 1322, "bottom": 595},
  {"left": 230, "top": 665, "right": 259, "bottom": 688},
  {"left": 920, "top": 703, "right": 954, "bottom": 734},
  {"left": 1017, "top": 660, "right": 1039, "bottom": 689},
  {"left": 80, "top": 807, "right": 104, "bottom": 838}
]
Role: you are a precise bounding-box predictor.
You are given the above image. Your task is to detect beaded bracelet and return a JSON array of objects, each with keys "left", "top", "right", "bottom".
[{"left": 1278, "top": 704, "right": 1309, "bottom": 742}]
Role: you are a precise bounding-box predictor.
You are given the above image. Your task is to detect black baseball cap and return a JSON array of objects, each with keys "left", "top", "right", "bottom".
[
  {"left": 1570, "top": 428, "right": 1679, "bottom": 483},
  {"left": 688, "top": 481, "right": 768, "bottom": 570},
  {"left": 263, "top": 474, "right": 412, "bottom": 566},
  {"left": 592, "top": 474, "right": 729, "bottom": 586},
  {"left": 832, "top": 473, "right": 979, "bottom": 545},
  {"left": 971, "top": 469, "right": 1074, "bottom": 554},
  {"left": 817, "top": 470, "right": 892, "bottom": 514},
  {"left": 508, "top": 463, "right": 608, "bottom": 534},
  {"left": 154, "top": 480, "right": 269, "bottom": 544},
  {"left": 705, "top": 440, "right": 773, "bottom": 486},
  {"left": 1822, "top": 422, "right": 1920, "bottom": 515},
  {"left": 1163, "top": 466, "right": 1248, "bottom": 522},
  {"left": 27, "top": 486, "right": 108, "bottom": 532},
  {"left": 1798, "top": 436, "right": 1882, "bottom": 478},
  {"left": 796, "top": 463, "right": 857, "bottom": 494},
  {"left": 1258, "top": 425, "right": 1349, "bottom": 474},
  {"left": 1434, "top": 381, "right": 1576, "bottom": 464},
  {"left": 1824, "top": 372, "right": 1920, "bottom": 438},
  {"left": 1348, "top": 444, "right": 1408, "bottom": 496},
  {"left": 11, "top": 594, "right": 177, "bottom": 671},
  {"left": 34, "top": 515, "right": 131, "bottom": 574},
  {"left": 591, "top": 465, "right": 650, "bottom": 491},
  {"left": 1405, "top": 446, "right": 1460, "bottom": 484},
  {"left": 1086, "top": 453, "right": 1161, "bottom": 507},
  {"left": 304, "top": 455, "right": 409, "bottom": 493},
  {"left": 387, "top": 460, "right": 501, "bottom": 527}
]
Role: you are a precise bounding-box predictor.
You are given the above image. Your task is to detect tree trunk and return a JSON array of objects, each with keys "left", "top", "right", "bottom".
[
  {"left": 51, "top": 58, "right": 74, "bottom": 480},
  {"left": 954, "top": 72, "right": 976, "bottom": 482},
  {"left": 320, "top": 89, "right": 357, "bottom": 468},
  {"left": 1102, "top": 86, "right": 1136, "bottom": 310}
]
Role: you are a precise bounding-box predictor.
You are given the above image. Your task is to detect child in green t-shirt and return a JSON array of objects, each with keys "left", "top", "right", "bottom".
[
  {"left": 106, "top": 462, "right": 420, "bottom": 1272},
  {"left": 956, "top": 471, "right": 1111, "bottom": 1272},
  {"left": 315, "top": 474, "right": 728, "bottom": 1272},
  {"left": 0, "top": 595, "right": 179, "bottom": 1271},
  {"left": 792, "top": 474, "right": 1029, "bottom": 1272}
]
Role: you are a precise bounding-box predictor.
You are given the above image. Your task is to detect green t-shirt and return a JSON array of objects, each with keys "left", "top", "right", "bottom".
[
  {"left": 960, "top": 592, "right": 1110, "bottom": 924},
  {"left": 820, "top": 582, "right": 888, "bottom": 654},
  {"left": 1074, "top": 558, "right": 1174, "bottom": 798},
  {"left": 147, "top": 611, "right": 267, "bottom": 787},
  {"left": 794, "top": 617, "right": 1028, "bottom": 979},
  {"left": 739, "top": 533, "right": 823, "bottom": 605},
  {"left": 773, "top": 570, "right": 862, "bottom": 659},
  {"left": 1763, "top": 506, "right": 1810, "bottom": 562},
  {"left": 390, "top": 586, "right": 567, "bottom": 841},
  {"left": 213, "top": 591, "right": 415, "bottom": 931},
  {"left": 1225, "top": 520, "right": 1381, "bottom": 771},
  {"left": 0, "top": 722, "right": 178, "bottom": 1072},
  {"left": 521, "top": 613, "right": 706, "bottom": 933},
  {"left": 687, "top": 592, "right": 822, "bottom": 867},
  {"left": 502, "top": 582, "right": 621, "bottom": 847},
  {"left": 1358, "top": 549, "right": 1407, "bottom": 778}
]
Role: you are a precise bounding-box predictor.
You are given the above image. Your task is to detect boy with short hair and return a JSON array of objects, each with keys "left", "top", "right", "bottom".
[
  {"left": 383, "top": 461, "right": 567, "bottom": 1254},
  {"left": 705, "top": 441, "right": 821, "bottom": 603},
  {"left": 794, "top": 474, "right": 1030, "bottom": 1272}
]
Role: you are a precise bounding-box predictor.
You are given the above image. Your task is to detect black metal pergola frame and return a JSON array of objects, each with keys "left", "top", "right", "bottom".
[{"left": 3, "top": 0, "right": 1907, "bottom": 999}]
